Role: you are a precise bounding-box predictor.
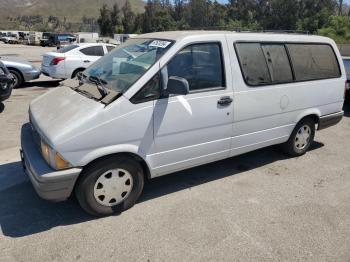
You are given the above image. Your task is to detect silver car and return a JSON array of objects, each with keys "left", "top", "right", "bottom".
[{"left": 0, "top": 57, "right": 41, "bottom": 88}]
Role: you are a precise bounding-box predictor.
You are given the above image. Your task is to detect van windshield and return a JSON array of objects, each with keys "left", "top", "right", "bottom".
[{"left": 84, "top": 38, "right": 174, "bottom": 93}]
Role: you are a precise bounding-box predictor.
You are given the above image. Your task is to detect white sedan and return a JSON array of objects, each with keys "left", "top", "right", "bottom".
[{"left": 41, "top": 43, "right": 116, "bottom": 79}]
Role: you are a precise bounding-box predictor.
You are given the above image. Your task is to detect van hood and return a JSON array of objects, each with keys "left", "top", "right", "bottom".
[{"left": 29, "top": 85, "right": 104, "bottom": 146}]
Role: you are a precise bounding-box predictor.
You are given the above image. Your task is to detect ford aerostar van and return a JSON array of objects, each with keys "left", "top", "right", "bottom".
[{"left": 20, "top": 31, "right": 346, "bottom": 216}]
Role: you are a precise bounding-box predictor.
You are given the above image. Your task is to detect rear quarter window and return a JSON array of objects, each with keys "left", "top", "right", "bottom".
[
  {"left": 287, "top": 44, "right": 340, "bottom": 81},
  {"left": 57, "top": 44, "right": 79, "bottom": 53}
]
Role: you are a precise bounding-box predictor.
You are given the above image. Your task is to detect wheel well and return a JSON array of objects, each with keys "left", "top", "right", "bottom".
[
  {"left": 7, "top": 67, "right": 24, "bottom": 80},
  {"left": 82, "top": 153, "right": 151, "bottom": 180},
  {"left": 300, "top": 114, "right": 319, "bottom": 125},
  {"left": 71, "top": 68, "right": 85, "bottom": 78}
]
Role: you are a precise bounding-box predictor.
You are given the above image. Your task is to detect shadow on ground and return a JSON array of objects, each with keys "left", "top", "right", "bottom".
[
  {"left": 0, "top": 102, "right": 4, "bottom": 113},
  {"left": 343, "top": 102, "right": 350, "bottom": 117},
  {"left": 0, "top": 142, "right": 324, "bottom": 238},
  {"left": 22, "top": 80, "right": 62, "bottom": 89}
]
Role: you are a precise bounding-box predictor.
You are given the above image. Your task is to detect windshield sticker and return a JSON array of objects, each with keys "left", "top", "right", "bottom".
[{"left": 149, "top": 40, "right": 171, "bottom": 48}]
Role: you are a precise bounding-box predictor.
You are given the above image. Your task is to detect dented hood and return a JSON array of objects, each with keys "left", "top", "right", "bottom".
[{"left": 29, "top": 85, "right": 104, "bottom": 146}]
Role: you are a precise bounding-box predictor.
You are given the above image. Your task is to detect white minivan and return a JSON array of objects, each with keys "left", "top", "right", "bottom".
[{"left": 21, "top": 31, "right": 346, "bottom": 216}]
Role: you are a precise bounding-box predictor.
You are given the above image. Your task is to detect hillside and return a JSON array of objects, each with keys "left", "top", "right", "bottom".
[{"left": 0, "top": 0, "right": 145, "bottom": 25}]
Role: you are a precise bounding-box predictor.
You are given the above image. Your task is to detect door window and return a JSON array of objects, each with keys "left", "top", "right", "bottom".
[
  {"left": 80, "top": 46, "right": 105, "bottom": 56},
  {"left": 236, "top": 43, "right": 271, "bottom": 86},
  {"left": 261, "top": 44, "right": 293, "bottom": 83},
  {"left": 130, "top": 73, "right": 160, "bottom": 104},
  {"left": 166, "top": 43, "right": 225, "bottom": 91}
]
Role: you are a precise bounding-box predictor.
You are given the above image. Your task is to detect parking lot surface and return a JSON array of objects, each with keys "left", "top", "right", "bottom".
[{"left": 0, "top": 43, "right": 350, "bottom": 262}]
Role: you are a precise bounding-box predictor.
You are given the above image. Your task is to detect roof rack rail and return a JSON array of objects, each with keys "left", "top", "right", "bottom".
[{"left": 233, "top": 29, "right": 310, "bottom": 35}]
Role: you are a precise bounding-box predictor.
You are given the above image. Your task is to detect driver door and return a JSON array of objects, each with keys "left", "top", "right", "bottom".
[{"left": 151, "top": 41, "right": 234, "bottom": 177}]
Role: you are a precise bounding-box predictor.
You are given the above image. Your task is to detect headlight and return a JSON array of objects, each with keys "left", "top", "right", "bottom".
[{"left": 40, "top": 140, "right": 71, "bottom": 170}]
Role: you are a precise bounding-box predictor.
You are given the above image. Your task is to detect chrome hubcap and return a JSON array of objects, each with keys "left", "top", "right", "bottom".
[
  {"left": 295, "top": 125, "right": 311, "bottom": 150},
  {"left": 93, "top": 169, "right": 133, "bottom": 207}
]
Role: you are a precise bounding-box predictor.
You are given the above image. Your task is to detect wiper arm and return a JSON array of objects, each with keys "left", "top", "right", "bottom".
[
  {"left": 70, "top": 86, "right": 97, "bottom": 100},
  {"left": 89, "top": 76, "right": 109, "bottom": 97}
]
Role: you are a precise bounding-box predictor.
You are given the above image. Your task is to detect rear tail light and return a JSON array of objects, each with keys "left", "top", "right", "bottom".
[{"left": 50, "top": 57, "right": 65, "bottom": 66}]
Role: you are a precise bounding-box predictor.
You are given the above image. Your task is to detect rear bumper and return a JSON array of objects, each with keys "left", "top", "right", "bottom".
[
  {"left": 20, "top": 123, "right": 82, "bottom": 201},
  {"left": 23, "top": 69, "right": 41, "bottom": 81},
  {"left": 41, "top": 65, "right": 66, "bottom": 79},
  {"left": 318, "top": 111, "right": 344, "bottom": 130}
]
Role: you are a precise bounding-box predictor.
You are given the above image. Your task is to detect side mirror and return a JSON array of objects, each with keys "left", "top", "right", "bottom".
[{"left": 165, "top": 76, "right": 189, "bottom": 95}]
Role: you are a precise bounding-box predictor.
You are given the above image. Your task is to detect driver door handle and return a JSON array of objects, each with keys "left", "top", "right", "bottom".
[
  {"left": 218, "top": 96, "right": 233, "bottom": 106},
  {"left": 84, "top": 60, "right": 90, "bottom": 63}
]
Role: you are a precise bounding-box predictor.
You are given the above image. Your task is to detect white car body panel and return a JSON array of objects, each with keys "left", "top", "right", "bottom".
[
  {"left": 29, "top": 31, "right": 346, "bottom": 184},
  {"left": 41, "top": 43, "right": 114, "bottom": 79}
]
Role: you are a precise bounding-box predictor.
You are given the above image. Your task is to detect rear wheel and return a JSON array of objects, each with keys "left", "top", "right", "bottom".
[
  {"left": 282, "top": 118, "right": 315, "bottom": 157},
  {"left": 75, "top": 156, "right": 144, "bottom": 216},
  {"left": 71, "top": 68, "right": 85, "bottom": 79},
  {"left": 9, "top": 70, "right": 24, "bottom": 89}
]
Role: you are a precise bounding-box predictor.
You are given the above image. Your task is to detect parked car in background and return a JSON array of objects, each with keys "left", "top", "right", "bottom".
[
  {"left": 3, "top": 33, "right": 19, "bottom": 44},
  {"left": 40, "top": 32, "right": 53, "bottom": 46},
  {"left": 0, "top": 57, "right": 41, "bottom": 88},
  {"left": 26, "top": 32, "right": 43, "bottom": 45},
  {"left": 22, "top": 32, "right": 346, "bottom": 216},
  {"left": 41, "top": 43, "right": 116, "bottom": 79},
  {"left": 0, "top": 32, "right": 7, "bottom": 42},
  {"left": 0, "top": 61, "right": 14, "bottom": 102},
  {"left": 40, "top": 33, "right": 76, "bottom": 47},
  {"left": 0, "top": 32, "right": 10, "bottom": 42},
  {"left": 343, "top": 57, "right": 350, "bottom": 102},
  {"left": 75, "top": 32, "right": 99, "bottom": 43}
]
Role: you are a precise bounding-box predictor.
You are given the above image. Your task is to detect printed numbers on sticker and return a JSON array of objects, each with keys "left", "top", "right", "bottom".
[{"left": 149, "top": 40, "right": 171, "bottom": 48}]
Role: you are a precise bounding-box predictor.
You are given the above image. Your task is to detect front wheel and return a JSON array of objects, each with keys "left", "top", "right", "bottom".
[
  {"left": 282, "top": 118, "right": 315, "bottom": 157},
  {"left": 75, "top": 156, "right": 144, "bottom": 216},
  {"left": 9, "top": 70, "right": 24, "bottom": 89}
]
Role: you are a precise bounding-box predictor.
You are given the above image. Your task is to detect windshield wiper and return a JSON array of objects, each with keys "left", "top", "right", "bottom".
[
  {"left": 71, "top": 86, "right": 97, "bottom": 100},
  {"left": 88, "top": 76, "right": 109, "bottom": 97}
]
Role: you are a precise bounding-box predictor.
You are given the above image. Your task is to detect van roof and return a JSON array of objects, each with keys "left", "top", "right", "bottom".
[{"left": 135, "top": 31, "right": 334, "bottom": 43}]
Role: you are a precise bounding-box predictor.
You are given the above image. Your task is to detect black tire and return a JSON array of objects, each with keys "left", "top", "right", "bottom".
[
  {"left": 9, "top": 70, "right": 24, "bottom": 89},
  {"left": 71, "top": 68, "right": 85, "bottom": 79},
  {"left": 75, "top": 156, "right": 144, "bottom": 216},
  {"left": 282, "top": 118, "right": 315, "bottom": 157}
]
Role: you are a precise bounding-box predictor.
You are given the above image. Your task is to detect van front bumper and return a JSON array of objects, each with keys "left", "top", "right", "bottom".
[
  {"left": 318, "top": 111, "right": 344, "bottom": 130},
  {"left": 20, "top": 123, "right": 82, "bottom": 201}
]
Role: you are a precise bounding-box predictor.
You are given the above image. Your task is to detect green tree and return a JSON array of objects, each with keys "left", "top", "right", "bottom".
[
  {"left": 122, "top": 0, "right": 136, "bottom": 33},
  {"left": 97, "top": 4, "right": 113, "bottom": 36},
  {"left": 142, "top": 0, "right": 176, "bottom": 32},
  {"left": 111, "top": 3, "right": 123, "bottom": 33},
  {"left": 188, "top": 0, "right": 210, "bottom": 28},
  {"left": 318, "top": 15, "right": 350, "bottom": 43}
]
